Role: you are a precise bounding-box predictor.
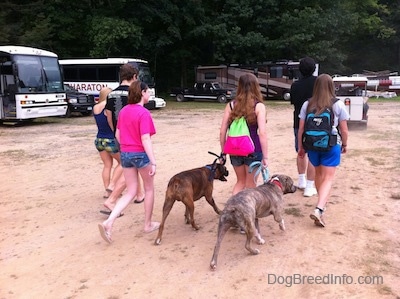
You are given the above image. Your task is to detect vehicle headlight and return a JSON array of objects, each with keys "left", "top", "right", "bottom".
[{"left": 68, "top": 98, "right": 77, "bottom": 104}]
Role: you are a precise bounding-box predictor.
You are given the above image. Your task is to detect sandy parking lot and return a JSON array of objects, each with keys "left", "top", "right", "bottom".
[{"left": 1, "top": 101, "right": 399, "bottom": 298}]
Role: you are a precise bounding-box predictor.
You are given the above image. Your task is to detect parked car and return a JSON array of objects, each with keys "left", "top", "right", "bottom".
[
  {"left": 64, "top": 84, "right": 95, "bottom": 117},
  {"left": 170, "top": 82, "right": 235, "bottom": 103}
]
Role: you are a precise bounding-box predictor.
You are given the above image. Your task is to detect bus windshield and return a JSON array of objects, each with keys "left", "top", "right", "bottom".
[
  {"left": 135, "top": 62, "right": 154, "bottom": 87},
  {"left": 14, "top": 55, "right": 63, "bottom": 92}
]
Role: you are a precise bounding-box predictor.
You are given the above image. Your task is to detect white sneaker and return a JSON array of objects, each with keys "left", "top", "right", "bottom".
[
  {"left": 303, "top": 187, "right": 317, "bottom": 197},
  {"left": 310, "top": 209, "right": 325, "bottom": 227},
  {"left": 297, "top": 181, "right": 306, "bottom": 189}
]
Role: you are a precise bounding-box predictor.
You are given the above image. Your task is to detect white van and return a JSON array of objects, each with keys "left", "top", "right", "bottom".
[{"left": 333, "top": 76, "right": 369, "bottom": 128}]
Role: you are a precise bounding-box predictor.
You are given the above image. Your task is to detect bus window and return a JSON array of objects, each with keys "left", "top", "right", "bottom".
[
  {"left": 205, "top": 72, "right": 217, "bottom": 80},
  {"left": 13, "top": 55, "right": 42, "bottom": 91},
  {"left": 270, "top": 66, "right": 283, "bottom": 78},
  {"left": 42, "top": 57, "right": 64, "bottom": 91},
  {"left": 79, "top": 67, "right": 97, "bottom": 81},
  {"left": 98, "top": 66, "right": 118, "bottom": 81},
  {"left": 136, "top": 63, "right": 154, "bottom": 86},
  {"left": 63, "top": 67, "right": 78, "bottom": 81}
]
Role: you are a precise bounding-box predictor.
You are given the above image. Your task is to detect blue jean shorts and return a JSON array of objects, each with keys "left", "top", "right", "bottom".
[
  {"left": 230, "top": 152, "right": 263, "bottom": 167},
  {"left": 121, "top": 152, "right": 150, "bottom": 169},
  {"left": 307, "top": 145, "right": 341, "bottom": 167},
  {"left": 94, "top": 138, "right": 119, "bottom": 154}
]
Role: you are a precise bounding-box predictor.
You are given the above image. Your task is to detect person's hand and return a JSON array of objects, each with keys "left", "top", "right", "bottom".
[
  {"left": 262, "top": 157, "right": 268, "bottom": 168},
  {"left": 298, "top": 148, "right": 306, "bottom": 158},
  {"left": 149, "top": 163, "right": 156, "bottom": 176},
  {"left": 341, "top": 144, "right": 347, "bottom": 154},
  {"left": 219, "top": 153, "right": 227, "bottom": 165}
]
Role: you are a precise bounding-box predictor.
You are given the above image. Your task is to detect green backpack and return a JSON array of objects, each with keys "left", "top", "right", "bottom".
[{"left": 223, "top": 116, "right": 255, "bottom": 156}]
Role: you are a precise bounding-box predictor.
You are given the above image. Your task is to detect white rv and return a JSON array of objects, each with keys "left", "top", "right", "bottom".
[{"left": 333, "top": 76, "right": 369, "bottom": 128}]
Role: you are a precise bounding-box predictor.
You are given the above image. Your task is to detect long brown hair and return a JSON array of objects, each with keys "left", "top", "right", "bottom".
[
  {"left": 128, "top": 81, "right": 148, "bottom": 104},
  {"left": 308, "top": 74, "right": 335, "bottom": 114},
  {"left": 229, "top": 73, "right": 264, "bottom": 125}
]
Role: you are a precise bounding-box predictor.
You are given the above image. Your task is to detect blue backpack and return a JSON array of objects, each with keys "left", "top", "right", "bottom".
[{"left": 302, "top": 98, "right": 339, "bottom": 151}]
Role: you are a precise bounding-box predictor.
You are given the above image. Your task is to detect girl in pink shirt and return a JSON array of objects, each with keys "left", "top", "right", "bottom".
[{"left": 98, "top": 81, "right": 159, "bottom": 243}]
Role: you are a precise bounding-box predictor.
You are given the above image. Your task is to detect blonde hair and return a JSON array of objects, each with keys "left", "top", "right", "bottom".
[
  {"left": 98, "top": 87, "right": 112, "bottom": 103},
  {"left": 308, "top": 74, "right": 335, "bottom": 114}
]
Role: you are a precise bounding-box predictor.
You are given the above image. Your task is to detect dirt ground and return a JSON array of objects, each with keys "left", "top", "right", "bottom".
[{"left": 1, "top": 101, "right": 399, "bottom": 299}]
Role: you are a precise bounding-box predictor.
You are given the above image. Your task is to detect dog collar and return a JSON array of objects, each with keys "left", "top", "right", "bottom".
[
  {"left": 270, "top": 177, "right": 283, "bottom": 191},
  {"left": 205, "top": 165, "right": 216, "bottom": 181}
]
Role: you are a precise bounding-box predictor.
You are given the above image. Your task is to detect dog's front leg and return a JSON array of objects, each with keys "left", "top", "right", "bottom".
[
  {"left": 254, "top": 218, "right": 265, "bottom": 245},
  {"left": 273, "top": 211, "right": 286, "bottom": 231},
  {"left": 205, "top": 196, "right": 222, "bottom": 215}
]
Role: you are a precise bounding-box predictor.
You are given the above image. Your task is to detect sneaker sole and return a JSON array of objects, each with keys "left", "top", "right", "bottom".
[
  {"left": 310, "top": 214, "right": 325, "bottom": 227},
  {"left": 303, "top": 189, "right": 317, "bottom": 197},
  {"left": 303, "top": 192, "right": 317, "bottom": 197}
]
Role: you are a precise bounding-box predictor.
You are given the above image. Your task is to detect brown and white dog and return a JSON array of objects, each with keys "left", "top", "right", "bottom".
[
  {"left": 210, "top": 174, "right": 296, "bottom": 270},
  {"left": 155, "top": 162, "right": 229, "bottom": 245}
]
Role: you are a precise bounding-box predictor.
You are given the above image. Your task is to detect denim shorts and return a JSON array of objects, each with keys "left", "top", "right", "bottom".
[
  {"left": 120, "top": 152, "right": 150, "bottom": 169},
  {"left": 307, "top": 145, "right": 341, "bottom": 167},
  {"left": 94, "top": 138, "right": 119, "bottom": 154},
  {"left": 230, "top": 152, "right": 263, "bottom": 167}
]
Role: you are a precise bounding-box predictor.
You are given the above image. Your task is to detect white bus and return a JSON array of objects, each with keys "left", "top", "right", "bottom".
[
  {"left": 59, "top": 58, "right": 166, "bottom": 109},
  {"left": 0, "top": 46, "right": 67, "bottom": 122}
]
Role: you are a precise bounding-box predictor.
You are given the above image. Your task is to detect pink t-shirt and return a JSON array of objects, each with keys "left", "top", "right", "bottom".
[{"left": 117, "top": 104, "right": 156, "bottom": 152}]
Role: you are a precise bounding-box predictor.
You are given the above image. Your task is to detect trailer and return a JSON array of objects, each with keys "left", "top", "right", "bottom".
[
  {"left": 333, "top": 76, "right": 369, "bottom": 128},
  {"left": 196, "top": 61, "right": 318, "bottom": 100}
]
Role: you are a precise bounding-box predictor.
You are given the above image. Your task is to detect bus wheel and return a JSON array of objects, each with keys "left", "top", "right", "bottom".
[
  {"left": 217, "top": 95, "right": 227, "bottom": 103},
  {"left": 176, "top": 94, "right": 185, "bottom": 102}
]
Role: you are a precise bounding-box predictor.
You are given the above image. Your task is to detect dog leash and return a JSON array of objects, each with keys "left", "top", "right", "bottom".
[{"left": 248, "top": 161, "right": 269, "bottom": 184}]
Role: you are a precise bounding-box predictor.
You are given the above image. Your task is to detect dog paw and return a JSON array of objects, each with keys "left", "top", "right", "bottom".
[
  {"left": 210, "top": 262, "right": 217, "bottom": 271},
  {"left": 257, "top": 238, "right": 265, "bottom": 245},
  {"left": 279, "top": 219, "right": 286, "bottom": 231}
]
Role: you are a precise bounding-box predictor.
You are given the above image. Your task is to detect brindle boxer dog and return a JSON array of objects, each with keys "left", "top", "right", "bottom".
[
  {"left": 155, "top": 161, "right": 229, "bottom": 245},
  {"left": 210, "top": 174, "right": 296, "bottom": 270}
]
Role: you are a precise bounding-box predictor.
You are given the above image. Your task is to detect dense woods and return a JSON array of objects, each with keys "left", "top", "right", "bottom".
[{"left": 1, "top": 0, "right": 399, "bottom": 92}]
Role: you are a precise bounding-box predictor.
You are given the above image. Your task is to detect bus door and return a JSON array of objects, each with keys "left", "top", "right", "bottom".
[{"left": 0, "top": 59, "right": 17, "bottom": 119}]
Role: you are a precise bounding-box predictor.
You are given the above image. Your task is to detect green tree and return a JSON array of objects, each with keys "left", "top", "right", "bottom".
[
  {"left": 1, "top": 0, "right": 399, "bottom": 91},
  {"left": 89, "top": 16, "right": 142, "bottom": 57}
]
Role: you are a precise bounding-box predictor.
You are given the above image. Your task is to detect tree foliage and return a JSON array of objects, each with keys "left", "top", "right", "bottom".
[{"left": 0, "top": 0, "right": 398, "bottom": 91}]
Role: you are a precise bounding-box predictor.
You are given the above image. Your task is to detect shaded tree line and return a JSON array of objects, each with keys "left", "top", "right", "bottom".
[{"left": 0, "top": 0, "right": 399, "bottom": 92}]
